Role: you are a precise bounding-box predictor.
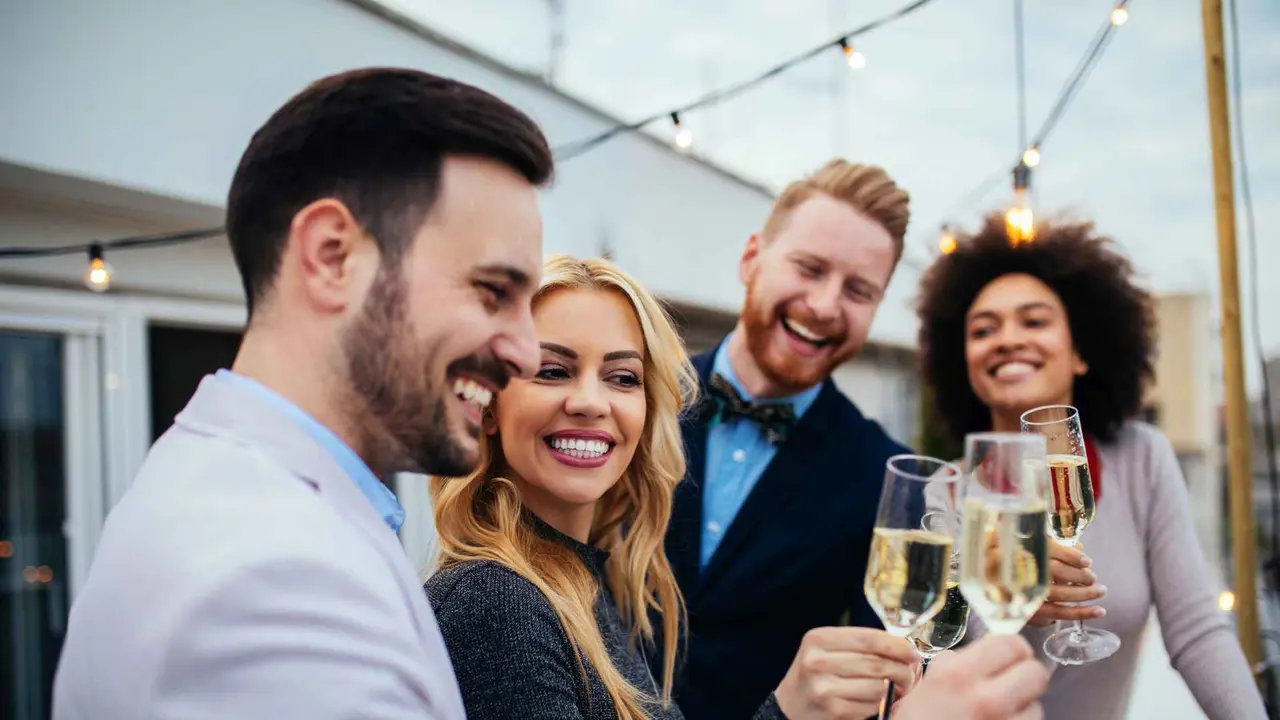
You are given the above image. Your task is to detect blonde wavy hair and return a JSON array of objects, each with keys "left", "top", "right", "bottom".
[{"left": 431, "top": 253, "right": 699, "bottom": 718}]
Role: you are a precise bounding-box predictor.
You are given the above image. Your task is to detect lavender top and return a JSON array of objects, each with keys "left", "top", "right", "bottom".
[{"left": 969, "top": 422, "right": 1264, "bottom": 719}]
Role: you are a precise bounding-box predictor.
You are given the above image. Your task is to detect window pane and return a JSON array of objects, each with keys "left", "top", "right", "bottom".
[{"left": 0, "top": 331, "right": 68, "bottom": 720}]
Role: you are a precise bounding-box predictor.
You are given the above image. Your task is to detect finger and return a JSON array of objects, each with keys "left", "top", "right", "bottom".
[
  {"left": 1034, "top": 603, "right": 1106, "bottom": 622},
  {"left": 950, "top": 634, "right": 1035, "bottom": 677},
  {"left": 1048, "top": 559, "right": 1097, "bottom": 587},
  {"left": 807, "top": 627, "right": 918, "bottom": 665},
  {"left": 924, "top": 648, "right": 960, "bottom": 674},
  {"left": 817, "top": 650, "right": 917, "bottom": 689},
  {"left": 977, "top": 658, "right": 1050, "bottom": 714},
  {"left": 816, "top": 676, "right": 901, "bottom": 706},
  {"left": 1009, "top": 703, "right": 1045, "bottom": 720},
  {"left": 1046, "top": 583, "right": 1107, "bottom": 604},
  {"left": 1048, "top": 543, "right": 1091, "bottom": 569}
]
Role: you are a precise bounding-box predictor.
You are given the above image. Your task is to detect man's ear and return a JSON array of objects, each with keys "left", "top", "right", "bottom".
[
  {"left": 288, "top": 198, "right": 375, "bottom": 315},
  {"left": 739, "top": 233, "right": 763, "bottom": 286}
]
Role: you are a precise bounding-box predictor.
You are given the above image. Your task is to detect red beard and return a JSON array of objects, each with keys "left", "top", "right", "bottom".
[{"left": 740, "top": 282, "right": 857, "bottom": 395}]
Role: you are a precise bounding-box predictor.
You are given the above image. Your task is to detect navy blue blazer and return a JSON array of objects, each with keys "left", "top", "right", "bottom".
[{"left": 662, "top": 343, "right": 909, "bottom": 720}]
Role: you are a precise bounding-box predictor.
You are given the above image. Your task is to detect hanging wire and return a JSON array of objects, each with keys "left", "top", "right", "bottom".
[
  {"left": 929, "top": 0, "right": 1131, "bottom": 241},
  {"left": 552, "top": 0, "right": 944, "bottom": 162}
]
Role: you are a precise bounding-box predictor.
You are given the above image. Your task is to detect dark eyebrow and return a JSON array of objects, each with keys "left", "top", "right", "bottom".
[
  {"left": 967, "top": 301, "right": 1056, "bottom": 324},
  {"left": 1016, "top": 301, "right": 1056, "bottom": 314},
  {"left": 540, "top": 342, "right": 576, "bottom": 359},
  {"left": 541, "top": 343, "right": 641, "bottom": 363},
  {"left": 476, "top": 263, "right": 533, "bottom": 290},
  {"left": 966, "top": 309, "right": 1000, "bottom": 325}
]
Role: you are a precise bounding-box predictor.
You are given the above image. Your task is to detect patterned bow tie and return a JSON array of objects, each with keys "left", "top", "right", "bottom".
[{"left": 701, "top": 373, "right": 797, "bottom": 445}]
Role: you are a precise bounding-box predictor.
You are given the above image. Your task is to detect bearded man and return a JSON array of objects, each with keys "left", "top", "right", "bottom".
[
  {"left": 661, "top": 159, "right": 917, "bottom": 720},
  {"left": 53, "top": 67, "right": 552, "bottom": 720}
]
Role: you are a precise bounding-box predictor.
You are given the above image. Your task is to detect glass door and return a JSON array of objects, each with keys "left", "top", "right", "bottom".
[{"left": 0, "top": 320, "right": 103, "bottom": 720}]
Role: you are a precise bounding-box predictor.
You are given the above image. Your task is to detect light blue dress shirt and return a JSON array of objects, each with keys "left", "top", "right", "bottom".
[
  {"left": 216, "top": 369, "right": 407, "bottom": 533},
  {"left": 700, "top": 334, "right": 821, "bottom": 568}
]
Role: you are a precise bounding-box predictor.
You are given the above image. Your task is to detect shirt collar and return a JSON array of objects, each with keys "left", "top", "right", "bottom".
[
  {"left": 712, "top": 331, "right": 823, "bottom": 419},
  {"left": 214, "top": 370, "right": 406, "bottom": 533}
]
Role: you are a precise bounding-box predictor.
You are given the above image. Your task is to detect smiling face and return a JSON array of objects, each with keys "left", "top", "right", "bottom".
[
  {"left": 738, "top": 194, "right": 897, "bottom": 395},
  {"left": 490, "top": 286, "right": 648, "bottom": 537},
  {"left": 340, "top": 157, "right": 543, "bottom": 478},
  {"left": 964, "top": 273, "right": 1087, "bottom": 427}
]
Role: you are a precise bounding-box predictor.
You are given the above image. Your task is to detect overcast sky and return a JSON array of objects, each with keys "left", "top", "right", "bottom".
[{"left": 387, "top": 0, "right": 1278, "bottom": 389}]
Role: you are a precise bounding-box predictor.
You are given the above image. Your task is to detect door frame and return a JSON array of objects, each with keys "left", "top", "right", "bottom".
[
  {"left": 0, "top": 283, "right": 439, "bottom": 582},
  {"left": 0, "top": 283, "right": 245, "bottom": 594},
  {"left": 0, "top": 297, "right": 106, "bottom": 599}
]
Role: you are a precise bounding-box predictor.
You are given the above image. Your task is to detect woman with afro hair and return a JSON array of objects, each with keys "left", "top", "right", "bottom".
[{"left": 916, "top": 213, "right": 1263, "bottom": 719}]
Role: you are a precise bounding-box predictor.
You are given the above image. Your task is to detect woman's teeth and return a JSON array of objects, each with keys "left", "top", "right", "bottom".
[
  {"left": 453, "top": 378, "right": 493, "bottom": 409},
  {"left": 993, "top": 362, "right": 1037, "bottom": 379},
  {"left": 549, "top": 437, "right": 610, "bottom": 458}
]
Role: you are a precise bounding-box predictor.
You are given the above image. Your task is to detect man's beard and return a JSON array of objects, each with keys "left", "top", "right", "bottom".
[
  {"left": 340, "top": 270, "right": 474, "bottom": 479},
  {"left": 741, "top": 282, "right": 856, "bottom": 395}
]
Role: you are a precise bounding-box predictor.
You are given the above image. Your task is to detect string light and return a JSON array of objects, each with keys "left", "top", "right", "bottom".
[
  {"left": 671, "top": 112, "right": 693, "bottom": 152},
  {"left": 1005, "top": 162, "right": 1035, "bottom": 244},
  {"left": 83, "top": 243, "right": 113, "bottom": 293},
  {"left": 1021, "top": 145, "right": 1041, "bottom": 168},
  {"left": 1110, "top": 6, "right": 1129, "bottom": 26},
  {"left": 839, "top": 39, "right": 867, "bottom": 70},
  {"left": 551, "top": 0, "right": 941, "bottom": 163},
  {"left": 938, "top": 227, "right": 958, "bottom": 254}
]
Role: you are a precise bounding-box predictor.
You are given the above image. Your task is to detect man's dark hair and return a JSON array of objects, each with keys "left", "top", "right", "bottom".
[
  {"left": 226, "top": 67, "right": 554, "bottom": 315},
  {"left": 916, "top": 213, "right": 1156, "bottom": 443}
]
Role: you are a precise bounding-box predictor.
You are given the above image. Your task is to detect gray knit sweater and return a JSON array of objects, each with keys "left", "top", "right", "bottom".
[{"left": 425, "top": 512, "right": 787, "bottom": 720}]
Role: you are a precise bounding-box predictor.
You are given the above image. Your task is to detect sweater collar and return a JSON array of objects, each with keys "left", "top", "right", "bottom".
[{"left": 520, "top": 507, "right": 611, "bottom": 576}]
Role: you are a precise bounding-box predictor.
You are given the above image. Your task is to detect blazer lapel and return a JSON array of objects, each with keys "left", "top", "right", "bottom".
[
  {"left": 668, "top": 350, "right": 716, "bottom": 596},
  {"left": 174, "top": 375, "right": 435, "bottom": 636},
  {"left": 696, "top": 382, "right": 842, "bottom": 594}
]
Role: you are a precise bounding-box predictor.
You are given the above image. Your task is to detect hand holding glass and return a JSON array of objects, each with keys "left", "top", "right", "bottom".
[
  {"left": 958, "top": 433, "right": 1051, "bottom": 636},
  {"left": 1021, "top": 404, "right": 1120, "bottom": 665}
]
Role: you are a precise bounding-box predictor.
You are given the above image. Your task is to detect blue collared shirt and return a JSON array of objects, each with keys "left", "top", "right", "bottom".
[
  {"left": 700, "top": 334, "right": 821, "bottom": 568},
  {"left": 216, "top": 369, "right": 407, "bottom": 533}
]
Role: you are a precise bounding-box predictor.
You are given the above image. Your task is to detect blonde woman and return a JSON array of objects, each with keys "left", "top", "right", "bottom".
[{"left": 425, "top": 254, "right": 1048, "bottom": 720}]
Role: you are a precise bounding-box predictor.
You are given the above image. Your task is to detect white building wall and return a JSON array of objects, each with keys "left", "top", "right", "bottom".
[{"left": 0, "top": 0, "right": 920, "bottom": 347}]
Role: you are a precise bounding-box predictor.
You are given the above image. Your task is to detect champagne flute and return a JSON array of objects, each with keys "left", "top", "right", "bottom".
[
  {"left": 1021, "top": 404, "right": 1121, "bottom": 665},
  {"left": 909, "top": 511, "right": 970, "bottom": 673},
  {"left": 864, "top": 454, "right": 962, "bottom": 718},
  {"left": 958, "top": 433, "right": 1051, "bottom": 637}
]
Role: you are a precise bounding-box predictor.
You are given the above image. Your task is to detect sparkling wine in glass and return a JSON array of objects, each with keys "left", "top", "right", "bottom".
[
  {"left": 864, "top": 455, "right": 962, "bottom": 718},
  {"left": 1021, "top": 405, "right": 1120, "bottom": 665},
  {"left": 958, "top": 433, "right": 1051, "bottom": 636},
  {"left": 909, "top": 512, "right": 970, "bottom": 671}
]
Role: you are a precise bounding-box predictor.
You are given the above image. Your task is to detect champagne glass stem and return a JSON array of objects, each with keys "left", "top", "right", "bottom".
[{"left": 877, "top": 680, "right": 893, "bottom": 720}]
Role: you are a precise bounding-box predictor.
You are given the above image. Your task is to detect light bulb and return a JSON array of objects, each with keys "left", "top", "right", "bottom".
[
  {"left": 670, "top": 112, "right": 693, "bottom": 151},
  {"left": 841, "top": 42, "right": 866, "bottom": 70},
  {"left": 1022, "top": 146, "right": 1041, "bottom": 168},
  {"left": 1110, "top": 7, "right": 1129, "bottom": 26},
  {"left": 675, "top": 127, "right": 693, "bottom": 150},
  {"left": 1005, "top": 197, "right": 1035, "bottom": 245},
  {"left": 84, "top": 244, "right": 113, "bottom": 293},
  {"left": 1218, "top": 590, "right": 1236, "bottom": 612},
  {"left": 938, "top": 230, "right": 957, "bottom": 254}
]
